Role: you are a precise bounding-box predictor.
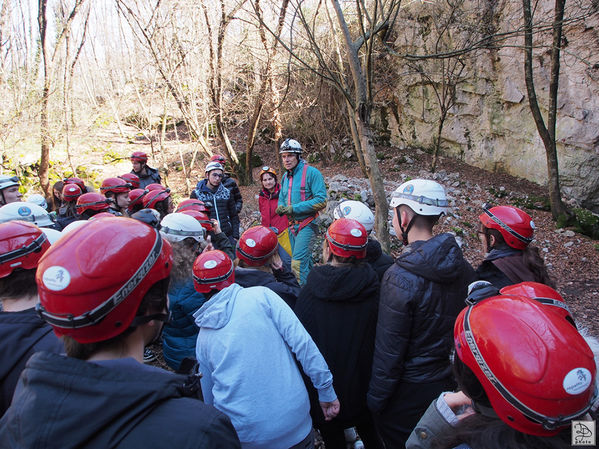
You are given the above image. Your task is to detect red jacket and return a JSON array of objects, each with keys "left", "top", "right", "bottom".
[{"left": 258, "top": 184, "right": 288, "bottom": 234}]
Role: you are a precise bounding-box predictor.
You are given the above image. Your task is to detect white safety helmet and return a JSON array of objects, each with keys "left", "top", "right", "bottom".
[
  {"left": 160, "top": 212, "right": 205, "bottom": 243},
  {"left": 333, "top": 200, "right": 375, "bottom": 233},
  {"left": 61, "top": 219, "right": 87, "bottom": 235},
  {"left": 389, "top": 179, "right": 449, "bottom": 216},
  {"left": 41, "top": 227, "right": 62, "bottom": 245},
  {"left": 205, "top": 162, "right": 224, "bottom": 174},
  {"left": 279, "top": 138, "right": 303, "bottom": 154},
  {"left": 27, "top": 194, "right": 48, "bottom": 210},
  {"left": 0, "top": 202, "right": 55, "bottom": 227},
  {"left": 0, "top": 175, "right": 20, "bottom": 191}
]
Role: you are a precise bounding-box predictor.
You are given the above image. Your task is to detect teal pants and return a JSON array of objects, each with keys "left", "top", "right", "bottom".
[{"left": 289, "top": 222, "right": 317, "bottom": 286}]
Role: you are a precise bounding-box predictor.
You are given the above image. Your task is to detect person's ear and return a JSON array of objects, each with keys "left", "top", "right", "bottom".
[
  {"left": 400, "top": 208, "right": 411, "bottom": 228},
  {"left": 488, "top": 234, "right": 496, "bottom": 247}
]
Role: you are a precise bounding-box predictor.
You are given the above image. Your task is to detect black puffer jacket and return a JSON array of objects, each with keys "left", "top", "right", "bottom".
[
  {"left": 191, "top": 180, "right": 240, "bottom": 239},
  {"left": 367, "top": 233, "right": 475, "bottom": 413},
  {"left": 295, "top": 263, "right": 379, "bottom": 425},
  {"left": 0, "top": 352, "right": 240, "bottom": 448},
  {"left": 132, "top": 166, "right": 161, "bottom": 189},
  {"left": 0, "top": 309, "right": 64, "bottom": 416},
  {"left": 366, "top": 238, "right": 394, "bottom": 281},
  {"left": 234, "top": 266, "right": 300, "bottom": 309},
  {"left": 222, "top": 174, "right": 243, "bottom": 213}
]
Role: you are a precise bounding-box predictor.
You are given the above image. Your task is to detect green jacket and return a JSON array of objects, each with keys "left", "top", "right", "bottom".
[{"left": 278, "top": 160, "right": 327, "bottom": 221}]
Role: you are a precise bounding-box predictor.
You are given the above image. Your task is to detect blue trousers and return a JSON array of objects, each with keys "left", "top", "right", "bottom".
[{"left": 289, "top": 222, "right": 317, "bottom": 285}]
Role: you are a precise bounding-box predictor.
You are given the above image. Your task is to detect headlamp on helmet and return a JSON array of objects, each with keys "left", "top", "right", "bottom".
[{"left": 279, "top": 138, "right": 302, "bottom": 155}]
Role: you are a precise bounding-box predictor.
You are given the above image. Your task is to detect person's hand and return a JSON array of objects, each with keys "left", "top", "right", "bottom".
[
  {"left": 211, "top": 219, "right": 221, "bottom": 234},
  {"left": 275, "top": 205, "right": 292, "bottom": 216},
  {"left": 202, "top": 236, "right": 215, "bottom": 253},
  {"left": 270, "top": 253, "right": 283, "bottom": 271},
  {"left": 444, "top": 391, "right": 474, "bottom": 420},
  {"left": 320, "top": 399, "right": 340, "bottom": 421}
]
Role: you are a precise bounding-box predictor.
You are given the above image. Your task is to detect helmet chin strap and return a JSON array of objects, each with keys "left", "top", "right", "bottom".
[{"left": 398, "top": 207, "right": 416, "bottom": 245}]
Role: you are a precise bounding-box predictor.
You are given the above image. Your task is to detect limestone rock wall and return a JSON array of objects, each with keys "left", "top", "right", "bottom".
[{"left": 383, "top": 0, "right": 599, "bottom": 212}]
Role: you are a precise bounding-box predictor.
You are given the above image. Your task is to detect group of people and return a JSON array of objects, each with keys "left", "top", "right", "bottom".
[{"left": 0, "top": 139, "right": 597, "bottom": 449}]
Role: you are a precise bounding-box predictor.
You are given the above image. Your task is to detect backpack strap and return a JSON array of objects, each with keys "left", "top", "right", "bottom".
[{"left": 300, "top": 162, "right": 309, "bottom": 202}]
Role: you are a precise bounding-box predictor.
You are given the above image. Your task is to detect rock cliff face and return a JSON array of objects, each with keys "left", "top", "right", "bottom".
[{"left": 382, "top": 0, "right": 599, "bottom": 212}]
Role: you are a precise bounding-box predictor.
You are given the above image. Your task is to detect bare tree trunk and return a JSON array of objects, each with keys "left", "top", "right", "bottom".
[
  {"left": 38, "top": 0, "right": 51, "bottom": 197},
  {"left": 431, "top": 109, "right": 447, "bottom": 173},
  {"left": 355, "top": 111, "right": 391, "bottom": 252},
  {"left": 331, "top": 0, "right": 390, "bottom": 251},
  {"left": 522, "top": 0, "right": 567, "bottom": 219},
  {"left": 346, "top": 105, "right": 367, "bottom": 176},
  {"left": 245, "top": 95, "right": 264, "bottom": 183},
  {"left": 270, "top": 80, "right": 284, "bottom": 173}
]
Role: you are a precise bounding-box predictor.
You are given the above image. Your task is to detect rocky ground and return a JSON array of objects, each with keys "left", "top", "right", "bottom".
[
  {"left": 235, "top": 146, "right": 599, "bottom": 336},
  {"left": 88, "top": 138, "right": 598, "bottom": 369}
]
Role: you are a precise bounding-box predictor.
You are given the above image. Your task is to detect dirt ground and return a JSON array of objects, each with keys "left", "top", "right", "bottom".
[
  {"left": 138, "top": 140, "right": 599, "bottom": 376},
  {"left": 55, "top": 124, "right": 598, "bottom": 346}
]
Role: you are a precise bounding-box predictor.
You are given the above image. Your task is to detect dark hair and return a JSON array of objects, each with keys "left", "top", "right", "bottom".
[
  {"left": 331, "top": 253, "right": 362, "bottom": 265},
  {"left": 0, "top": 269, "right": 39, "bottom": 301},
  {"left": 60, "top": 202, "right": 79, "bottom": 218},
  {"left": 434, "top": 413, "right": 571, "bottom": 449},
  {"left": 81, "top": 208, "right": 112, "bottom": 219},
  {"left": 154, "top": 198, "right": 171, "bottom": 220},
  {"left": 51, "top": 181, "right": 64, "bottom": 212},
  {"left": 434, "top": 356, "right": 571, "bottom": 449},
  {"left": 260, "top": 172, "right": 277, "bottom": 184},
  {"left": 63, "top": 277, "right": 170, "bottom": 360},
  {"left": 486, "top": 228, "right": 556, "bottom": 287}
]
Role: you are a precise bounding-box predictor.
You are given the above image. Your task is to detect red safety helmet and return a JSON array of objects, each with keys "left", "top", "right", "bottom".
[
  {"left": 62, "top": 183, "right": 83, "bottom": 202},
  {"left": 180, "top": 210, "right": 213, "bottom": 232},
  {"left": 130, "top": 151, "right": 148, "bottom": 163},
  {"left": 36, "top": 217, "right": 172, "bottom": 343},
  {"left": 119, "top": 173, "right": 140, "bottom": 189},
  {"left": 210, "top": 154, "right": 226, "bottom": 164},
  {"left": 128, "top": 189, "right": 148, "bottom": 214},
  {"left": 63, "top": 177, "right": 86, "bottom": 193},
  {"left": 76, "top": 193, "right": 110, "bottom": 214},
  {"left": 90, "top": 212, "right": 117, "bottom": 220},
  {"left": 454, "top": 294, "right": 595, "bottom": 436},
  {"left": 143, "top": 189, "right": 171, "bottom": 209},
  {"left": 192, "top": 250, "right": 234, "bottom": 293},
  {"left": 146, "top": 183, "right": 163, "bottom": 192},
  {"left": 176, "top": 199, "right": 211, "bottom": 214},
  {"left": 479, "top": 205, "right": 534, "bottom": 250},
  {"left": 325, "top": 218, "right": 367, "bottom": 259},
  {"left": 237, "top": 226, "right": 278, "bottom": 267},
  {"left": 500, "top": 281, "right": 574, "bottom": 325},
  {"left": 100, "top": 177, "right": 131, "bottom": 195},
  {"left": 0, "top": 221, "right": 50, "bottom": 278}
]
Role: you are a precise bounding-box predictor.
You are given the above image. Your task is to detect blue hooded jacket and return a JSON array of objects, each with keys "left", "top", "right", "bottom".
[{"left": 194, "top": 284, "right": 336, "bottom": 449}]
